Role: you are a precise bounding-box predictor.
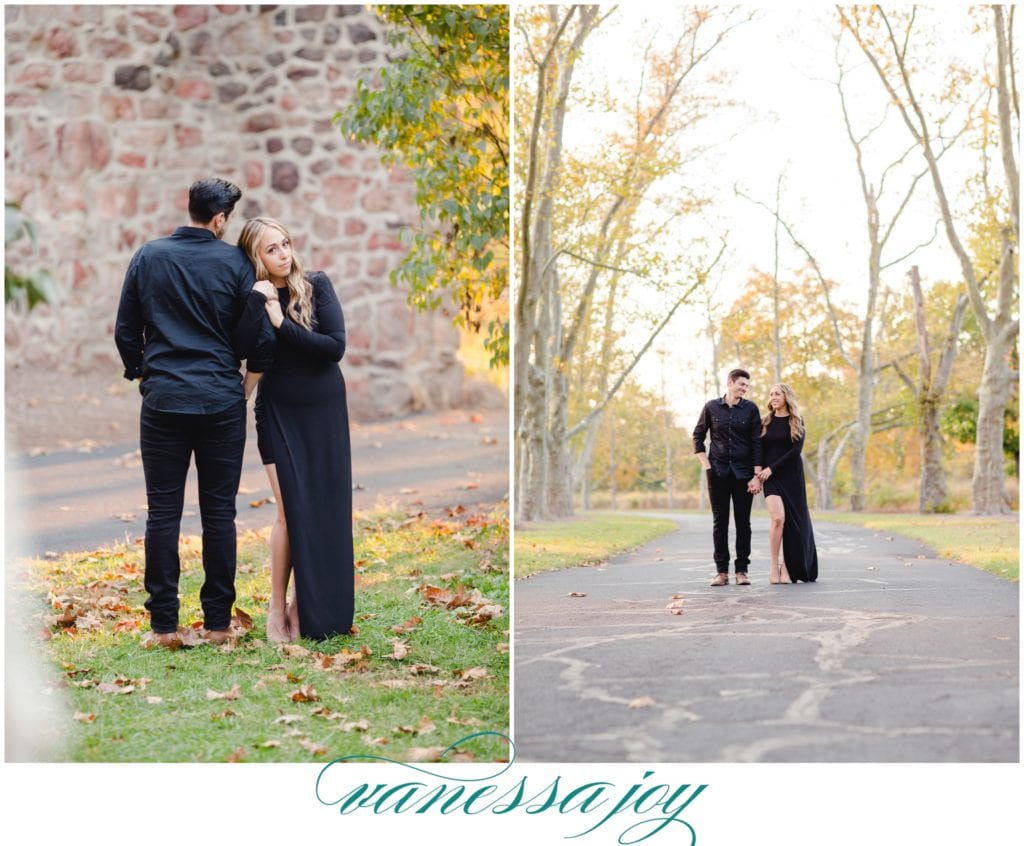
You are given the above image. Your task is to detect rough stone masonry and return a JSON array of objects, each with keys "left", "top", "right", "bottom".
[{"left": 4, "top": 4, "right": 466, "bottom": 420}]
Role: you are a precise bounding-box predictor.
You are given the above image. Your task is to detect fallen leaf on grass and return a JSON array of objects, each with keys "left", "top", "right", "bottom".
[
  {"left": 364, "top": 736, "right": 389, "bottom": 747},
  {"left": 232, "top": 607, "right": 254, "bottom": 631},
  {"left": 259, "top": 740, "right": 281, "bottom": 749},
  {"left": 628, "top": 697, "right": 655, "bottom": 709},
  {"left": 273, "top": 714, "right": 303, "bottom": 725},
  {"left": 113, "top": 619, "right": 141, "bottom": 633},
  {"left": 73, "top": 712, "right": 95, "bottom": 723},
  {"left": 465, "top": 604, "right": 503, "bottom": 626},
  {"left": 207, "top": 684, "right": 241, "bottom": 701},
  {"left": 146, "top": 696, "right": 163, "bottom": 705},
  {"left": 406, "top": 746, "right": 445, "bottom": 762},
  {"left": 290, "top": 685, "right": 319, "bottom": 703},
  {"left": 409, "top": 663, "right": 442, "bottom": 675},
  {"left": 226, "top": 747, "right": 246, "bottom": 763},
  {"left": 391, "top": 616, "right": 423, "bottom": 635},
  {"left": 213, "top": 709, "right": 239, "bottom": 719},
  {"left": 281, "top": 643, "right": 310, "bottom": 658},
  {"left": 340, "top": 719, "right": 371, "bottom": 733},
  {"left": 458, "top": 667, "right": 489, "bottom": 682},
  {"left": 385, "top": 640, "right": 411, "bottom": 661},
  {"left": 299, "top": 738, "right": 328, "bottom": 756},
  {"left": 311, "top": 707, "right": 346, "bottom": 721},
  {"left": 74, "top": 613, "right": 103, "bottom": 632},
  {"left": 447, "top": 715, "right": 483, "bottom": 727}
]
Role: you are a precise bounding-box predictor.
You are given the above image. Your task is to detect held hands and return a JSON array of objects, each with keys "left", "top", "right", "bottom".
[
  {"left": 757, "top": 467, "right": 773, "bottom": 482},
  {"left": 747, "top": 477, "right": 762, "bottom": 495}
]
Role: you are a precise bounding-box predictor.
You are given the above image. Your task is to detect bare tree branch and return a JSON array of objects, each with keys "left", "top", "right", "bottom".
[{"left": 735, "top": 185, "right": 856, "bottom": 369}]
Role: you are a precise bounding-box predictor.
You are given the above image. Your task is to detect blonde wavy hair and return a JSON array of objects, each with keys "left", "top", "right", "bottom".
[
  {"left": 761, "top": 383, "right": 806, "bottom": 441},
  {"left": 238, "top": 217, "right": 315, "bottom": 330}
]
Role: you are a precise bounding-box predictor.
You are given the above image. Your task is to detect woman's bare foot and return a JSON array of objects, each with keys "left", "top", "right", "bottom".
[
  {"left": 780, "top": 563, "right": 792, "bottom": 584},
  {"left": 266, "top": 604, "right": 290, "bottom": 642},
  {"left": 769, "top": 560, "right": 781, "bottom": 584}
]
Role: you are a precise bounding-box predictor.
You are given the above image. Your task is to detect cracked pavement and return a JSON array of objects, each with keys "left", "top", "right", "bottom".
[{"left": 513, "top": 513, "right": 1019, "bottom": 762}]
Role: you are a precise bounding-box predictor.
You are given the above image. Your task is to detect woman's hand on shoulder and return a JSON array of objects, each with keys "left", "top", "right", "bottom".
[{"left": 253, "top": 280, "right": 277, "bottom": 300}]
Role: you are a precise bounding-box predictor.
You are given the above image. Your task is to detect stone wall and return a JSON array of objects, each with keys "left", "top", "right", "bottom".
[{"left": 4, "top": 4, "right": 464, "bottom": 420}]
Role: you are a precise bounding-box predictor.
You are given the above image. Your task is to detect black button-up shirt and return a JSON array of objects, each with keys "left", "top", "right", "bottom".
[
  {"left": 115, "top": 226, "right": 265, "bottom": 414},
  {"left": 692, "top": 396, "right": 764, "bottom": 479}
]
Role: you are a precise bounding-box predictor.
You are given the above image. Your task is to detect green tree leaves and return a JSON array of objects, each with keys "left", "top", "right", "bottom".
[{"left": 337, "top": 6, "right": 509, "bottom": 366}]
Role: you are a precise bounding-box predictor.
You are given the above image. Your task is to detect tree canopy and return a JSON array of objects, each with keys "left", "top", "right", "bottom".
[{"left": 338, "top": 5, "right": 509, "bottom": 366}]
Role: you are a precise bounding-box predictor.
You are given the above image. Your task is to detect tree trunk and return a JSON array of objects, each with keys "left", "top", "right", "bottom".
[
  {"left": 918, "top": 398, "right": 947, "bottom": 512},
  {"left": 972, "top": 328, "right": 1015, "bottom": 514},
  {"left": 842, "top": 7, "right": 1019, "bottom": 515}
]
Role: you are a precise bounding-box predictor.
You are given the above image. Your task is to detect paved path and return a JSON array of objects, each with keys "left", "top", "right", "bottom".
[
  {"left": 513, "top": 513, "right": 1018, "bottom": 763},
  {"left": 5, "top": 407, "right": 508, "bottom": 558}
]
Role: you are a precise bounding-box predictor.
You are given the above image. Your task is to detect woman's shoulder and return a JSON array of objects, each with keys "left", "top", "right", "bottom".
[{"left": 303, "top": 270, "right": 337, "bottom": 297}]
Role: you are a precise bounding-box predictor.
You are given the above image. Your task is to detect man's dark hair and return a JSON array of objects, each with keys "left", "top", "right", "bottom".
[
  {"left": 188, "top": 178, "right": 242, "bottom": 224},
  {"left": 727, "top": 368, "right": 750, "bottom": 383}
]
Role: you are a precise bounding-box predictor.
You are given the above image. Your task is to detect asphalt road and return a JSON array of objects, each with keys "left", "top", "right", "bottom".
[
  {"left": 513, "top": 512, "right": 1019, "bottom": 763},
  {"left": 5, "top": 407, "right": 508, "bottom": 558}
]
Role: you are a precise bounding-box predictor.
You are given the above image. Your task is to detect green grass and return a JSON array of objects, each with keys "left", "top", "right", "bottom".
[
  {"left": 819, "top": 512, "right": 1019, "bottom": 581},
  {"left": 12, "top": 506, "right": 509, "bottom": 763},
  {"left": 514, "top": 511, "right": 678, "bottom": 578}
]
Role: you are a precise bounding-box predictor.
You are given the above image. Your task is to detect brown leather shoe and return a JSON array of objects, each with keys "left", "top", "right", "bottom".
[
  {"left": 735, "top": 572, "right": 751, "bottom": 585},
  {"left": 710, "top": 573, "right": 729, "bottom": 586},
  {"left": 151, "top": 631, "right": 182, "bottom": 649},
  {"left": 203, "top": 628, "right": 234, "bottom": 645}
]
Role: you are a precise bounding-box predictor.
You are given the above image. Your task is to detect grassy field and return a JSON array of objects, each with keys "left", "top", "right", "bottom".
[
  {"left": 818, "top": 512, "right": 1019, "bottom": 581},
  {"left": 514, "top": 511, "right": 678, "bottom": 578},
  {"left": 12, "top": 506, "right": 509, "bottom": 763}
]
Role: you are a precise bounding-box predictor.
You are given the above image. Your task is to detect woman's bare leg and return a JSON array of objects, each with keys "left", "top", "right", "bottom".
[
  {"left": 264, "top": 464, "right": 294, "bottom": 641},
  {"left": 765, "top": 495, "right": 786, "bottom": 584}
]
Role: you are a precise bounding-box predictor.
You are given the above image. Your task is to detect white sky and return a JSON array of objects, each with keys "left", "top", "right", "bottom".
[{"left": 551, "top": 5, "right": 995, "bottom": 426}]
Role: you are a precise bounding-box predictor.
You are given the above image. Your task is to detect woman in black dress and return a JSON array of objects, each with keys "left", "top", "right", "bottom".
[
  {"left": 755, "top": 384, "right": 818, "bottom": 584},
  {"left": 238, "top": 217, "right": 354, "bottom": 641}
]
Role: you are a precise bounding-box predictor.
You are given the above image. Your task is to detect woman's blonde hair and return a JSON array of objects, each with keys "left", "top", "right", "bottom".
[
  {"left": 761, "top": 383, "right": 806, "bottom": 441},
  {"left": 238, "top": 217, "right": 315, "bottom": 330}
]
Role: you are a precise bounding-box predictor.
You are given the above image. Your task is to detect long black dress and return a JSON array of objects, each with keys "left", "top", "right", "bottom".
[
  {"left": 761, "top": 415, "right": 818, "bottom": 583},
  {"left": 254, "top": 271, "right": 354, "bottom": 638}
]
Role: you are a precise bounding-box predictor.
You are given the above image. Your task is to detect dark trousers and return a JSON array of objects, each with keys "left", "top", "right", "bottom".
[
  {"left": 140, "top": 401, "right": 246, "bottom": 633},
  {"left": 707, "top": 469, "right": 753, "bottom": 573}
]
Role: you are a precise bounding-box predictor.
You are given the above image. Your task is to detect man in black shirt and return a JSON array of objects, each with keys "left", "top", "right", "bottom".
[
  {"left": 115, "top": 178, "right": 265, "bottom": 646},
  {"left": 692, "top": 368, "right": 763, "bottom": 585}
]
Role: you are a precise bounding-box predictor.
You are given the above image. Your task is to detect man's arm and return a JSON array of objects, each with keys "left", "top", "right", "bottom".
[
  {"left": 750, "top": 403, "right": 764, "bottom": 473},
  {"left": 692, "top": 403, "right": 712, "bottom": 471},
  {"left": 114, "top": 253, "right": 144, "bottom": 380}
]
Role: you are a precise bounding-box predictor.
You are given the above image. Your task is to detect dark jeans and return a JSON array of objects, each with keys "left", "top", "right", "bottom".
[
  {"left": 140, "top": 401, "right": 246, "bottom": 633},
  {"left": 707, "top": 469, "right": 753, "bottom": 573}
]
